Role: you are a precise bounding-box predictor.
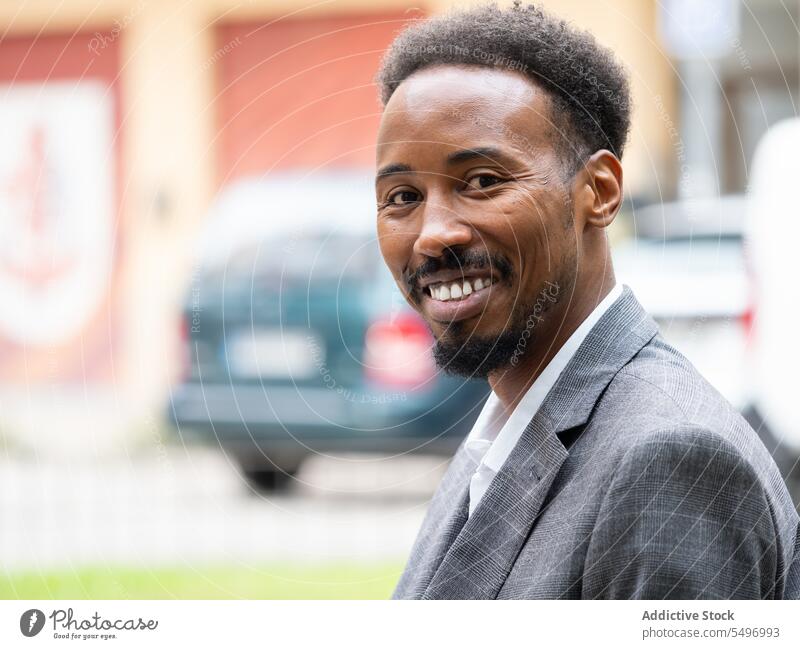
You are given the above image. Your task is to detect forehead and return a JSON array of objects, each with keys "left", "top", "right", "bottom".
[{"left": 377, "top": 65, "right": 553, "bottom": 155}]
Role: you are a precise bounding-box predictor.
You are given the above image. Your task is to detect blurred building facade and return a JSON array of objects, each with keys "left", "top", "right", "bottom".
[{"left": 0, "top": 0, "right": 796, "bottom": 454}]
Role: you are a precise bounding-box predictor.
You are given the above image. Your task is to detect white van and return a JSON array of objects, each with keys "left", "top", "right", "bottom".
[{"left": 745, "top": 117, "right": 800, "bottom": 492}]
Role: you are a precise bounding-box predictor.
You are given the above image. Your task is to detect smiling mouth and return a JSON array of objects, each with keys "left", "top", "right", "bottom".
[
  {"left": 419, "top": 272, "right": 500, "bottom": 325},
  {"left": 424, "top": 275, "right": 494, "bottom": 302}
]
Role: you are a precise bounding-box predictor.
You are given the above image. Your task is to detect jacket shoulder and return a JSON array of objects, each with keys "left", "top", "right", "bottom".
[
  {"left": 601, "top": 333, "right": 757, "bottom": 451},
  {"left": 582, "top": 422, "right": 784, "bottom": 598},
  {"left": 581, "top": 334, "right": 800, "bottom": 597}
]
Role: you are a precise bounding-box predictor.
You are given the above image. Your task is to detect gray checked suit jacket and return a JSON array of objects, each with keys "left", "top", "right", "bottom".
[{"left": 392, "top": 285, "right": 800, "bottom": 599}]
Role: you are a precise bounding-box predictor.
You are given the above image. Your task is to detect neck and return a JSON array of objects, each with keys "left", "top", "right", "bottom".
[{"left": 487, "top": 269, "right": 616, "bottom": 411}]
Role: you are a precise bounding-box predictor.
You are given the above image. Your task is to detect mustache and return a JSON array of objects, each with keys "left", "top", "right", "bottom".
[{"left": 404, "top": 247, "right": 514, "bottom": 295}]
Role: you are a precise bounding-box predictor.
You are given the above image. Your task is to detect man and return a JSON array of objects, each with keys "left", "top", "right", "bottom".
[{"left": 374, "top": 2, "right": 800, "bottom": 599}]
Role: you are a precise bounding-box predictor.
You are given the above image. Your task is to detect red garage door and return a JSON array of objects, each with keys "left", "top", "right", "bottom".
[{"left": 215, "top": 11, "right": 418, "bottom": 183}]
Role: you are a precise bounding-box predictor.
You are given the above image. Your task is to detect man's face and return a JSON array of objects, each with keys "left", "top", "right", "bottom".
[{"left": 375, "top": 65, "right": 579, "bottom": 378}]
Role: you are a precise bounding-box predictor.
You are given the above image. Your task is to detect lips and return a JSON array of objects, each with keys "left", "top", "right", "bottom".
[{"left": 409, "top": 254, "right": 510, "bottom": 324}]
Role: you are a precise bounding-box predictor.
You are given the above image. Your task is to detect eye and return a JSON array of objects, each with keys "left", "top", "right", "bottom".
[
  {"left": 465, "top": 174, "right": 504, "bottom": 191},
  {"left": 385, "top": 188, "right": 421, "bottom": 206}
]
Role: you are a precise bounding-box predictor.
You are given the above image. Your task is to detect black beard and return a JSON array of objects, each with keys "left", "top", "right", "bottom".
[{"left": 432, "top": 326, "right": 525, "bottom": 378}]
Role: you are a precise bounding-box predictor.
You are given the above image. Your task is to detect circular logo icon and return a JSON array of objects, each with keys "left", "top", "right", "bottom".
[{"left": 20, "top": 609, "right": 45, "bottom": 637}]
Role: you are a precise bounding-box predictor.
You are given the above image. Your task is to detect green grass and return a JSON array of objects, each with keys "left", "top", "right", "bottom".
[{"left": 0, "top": 562, "right": 403, "bottom": 599}]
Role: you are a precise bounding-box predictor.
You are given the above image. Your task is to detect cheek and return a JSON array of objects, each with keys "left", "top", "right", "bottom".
[
  {"left": 377, "top": 220, "right": 413, "bottom": 269},
  {"left": 494, "top": 200, "right": 547, "bottom": 261},
  {"left": 493, "top": 192, "right": 568, "bottom": 281}
]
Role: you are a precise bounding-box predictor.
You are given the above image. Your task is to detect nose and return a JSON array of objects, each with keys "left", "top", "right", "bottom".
[{"left": 412, "top": 200, "right": 473, "bottom": 258}]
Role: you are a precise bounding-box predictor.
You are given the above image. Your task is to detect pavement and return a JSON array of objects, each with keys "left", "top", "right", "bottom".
[
  {"left": 6, "top": 439, "right": 794, "bottom": 574},
  {"left": 0, "top": 445, "right": 449, "bottom": 572}
]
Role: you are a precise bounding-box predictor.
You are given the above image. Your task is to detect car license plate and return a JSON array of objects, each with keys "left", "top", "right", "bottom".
[{"left": 227, "top": 329, "right": 322, "bottom": 379}]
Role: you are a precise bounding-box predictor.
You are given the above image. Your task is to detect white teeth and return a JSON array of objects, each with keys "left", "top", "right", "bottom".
[{"left": 428, "top": 277, "right": 492, "bottom": 301}]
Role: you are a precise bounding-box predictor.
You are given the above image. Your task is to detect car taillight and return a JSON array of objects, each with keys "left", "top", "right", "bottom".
[
  {"left": 741, "top": 240, "right": 756, "bottom": 346},
  {"left": 740, "top": 303, "right": 755, "bottom": 345},
  {"left": 177, "top": 315, "right": 190, "bottom": 382},
  {"left": 363, "top": 312, "right": 436, "bottom": 390}
]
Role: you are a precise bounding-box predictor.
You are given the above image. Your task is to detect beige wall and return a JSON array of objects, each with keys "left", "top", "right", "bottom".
[{"left": 540, "top": 0, "right": 677, "bottom": 198}]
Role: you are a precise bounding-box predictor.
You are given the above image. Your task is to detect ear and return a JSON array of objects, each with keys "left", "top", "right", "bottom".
[{"left": 570, "top": 150, "right": 623, "bottom": 230}]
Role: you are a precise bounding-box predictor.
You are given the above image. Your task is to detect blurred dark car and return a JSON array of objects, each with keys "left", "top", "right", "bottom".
[{"left": 168, "top": 172, "right": 489, "bottom": 489}]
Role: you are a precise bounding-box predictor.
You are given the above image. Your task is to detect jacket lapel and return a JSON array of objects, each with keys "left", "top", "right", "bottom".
[
  {"left": 422, "top": 285, "right": 659, "bottom": 599},
  {"left": 391, "top": 442, "right": 477, "bottom": 598}
]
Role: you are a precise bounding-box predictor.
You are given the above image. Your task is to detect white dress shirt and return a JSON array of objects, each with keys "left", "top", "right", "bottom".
[{"left": 464, "top": 283, "right": 623, "bottom": 517}]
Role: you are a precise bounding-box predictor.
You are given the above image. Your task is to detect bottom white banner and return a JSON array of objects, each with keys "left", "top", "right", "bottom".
[{"left": 1, "top": 600, "right": 797, "bottom": 648}]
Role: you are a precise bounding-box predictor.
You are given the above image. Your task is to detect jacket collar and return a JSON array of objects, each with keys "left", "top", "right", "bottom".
[
  {"left": 421, "top": 285, "right": 658, "bottom": 599},
  {"left": 538, "top": 284, "right": 659, "bottom": 436}
]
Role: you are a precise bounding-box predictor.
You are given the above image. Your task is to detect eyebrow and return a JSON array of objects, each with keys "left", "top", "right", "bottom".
[
  {"left": 375, "top": 163, "right": 413, "bottom": 179},
  {"left": 375, "top": 146, "right": 518, "bottom": 182},
  {"left": 445, "top": 146, "right": 507, "bottom": 165}
]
